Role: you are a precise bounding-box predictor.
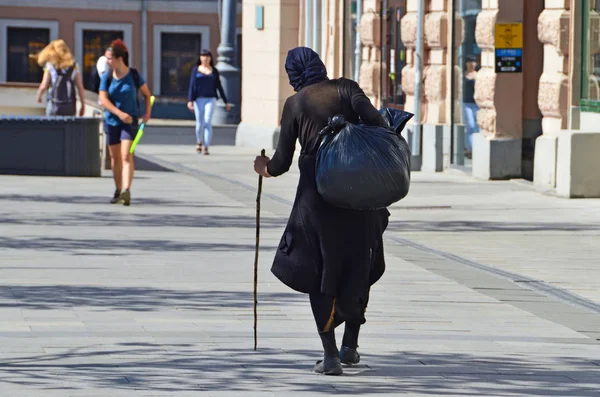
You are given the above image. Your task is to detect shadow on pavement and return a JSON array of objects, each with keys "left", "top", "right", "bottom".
[
  {"left": 133, "top": 155, "right": 175, "bottom": 172},
  {"left": 4, "top": 208, "right": 597, "bottom": 232},
  {"left": 0, "top": 286, "right": 302, "bottom": 312},
  {"left": 0, "top": 194, "right": 228, "bottom": 209},
  {"left": 0, "top": 345, "right": 598, "bottom": 394},
  {"left": 386, "top": 220, "right": 600, "bottom": 232},
  {"left": 0, "top": 212, "right": 286, "bottom": 229},
  {"left": 0, "top": 237, "right": 277, "bottom": 255}
]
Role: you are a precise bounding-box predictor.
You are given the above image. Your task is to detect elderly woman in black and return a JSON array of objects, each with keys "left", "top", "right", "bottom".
[{"left": 253, "top": 47, "right": 390, "bottom": 375}]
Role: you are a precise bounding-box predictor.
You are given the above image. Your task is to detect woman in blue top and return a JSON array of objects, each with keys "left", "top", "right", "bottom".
[
  {"left": 99, "top": 39, "right": 152, "bottom": 206},
  {"left": 187, "top": 49, "right": 230, "bottom": 155}
]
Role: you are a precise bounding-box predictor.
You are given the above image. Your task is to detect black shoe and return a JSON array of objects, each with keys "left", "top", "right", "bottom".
[
  {"left": 110, "top": 189, "right": 121, "bottom": 204},
  {"left": 313, "top": 356, "right": 343, "bottom": 375},
  {"left": 339, "top": 346, "right": 360, "bottom": 365},
  {"left": 119, "top": 189, "right": 131, "bottom": 206}
]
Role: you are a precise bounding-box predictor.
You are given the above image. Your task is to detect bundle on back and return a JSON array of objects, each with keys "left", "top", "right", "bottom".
[{"left": 315, "top": 108, "right": 413, "bottom": 210}]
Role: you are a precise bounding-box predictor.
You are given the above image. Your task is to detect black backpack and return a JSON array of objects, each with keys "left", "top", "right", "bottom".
[
  {"left": 50, "top": 66, "right": 77, "bottom": 116},
  {"left": 105, "top": 68, "right": 142, "bottom": 114},
  {"left": 92, "top": 69, "right": 101, "bottom": 94}
]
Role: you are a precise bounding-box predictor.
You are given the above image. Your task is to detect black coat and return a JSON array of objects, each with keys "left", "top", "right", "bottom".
[{"left": 267, "top": 78, "right": 390, "bottom": 315}]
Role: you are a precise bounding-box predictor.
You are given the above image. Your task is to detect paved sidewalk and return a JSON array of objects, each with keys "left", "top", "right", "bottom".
[
  {"left": 138, "top": 145, "right": 600, "bottom": 307},
  {"left": 0, "top": 144, "right": 599, "bottom": 396}
]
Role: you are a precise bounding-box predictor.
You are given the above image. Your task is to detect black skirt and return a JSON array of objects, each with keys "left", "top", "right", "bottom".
[{"left": 270, "top": 154, "right": 389, "bottom": 312}]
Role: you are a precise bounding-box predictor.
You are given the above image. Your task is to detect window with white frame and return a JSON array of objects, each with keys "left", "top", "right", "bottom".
[
  {"left": 81, "top": 30, "right": 124, "bottom": 90},
  {"left": 7, "top": 27, "right": 49, "bottom": 83},
  {"left": 0, "top": 19, "right": 58, "bottom": 83},
  {"left": 153, "top": 25, "right": 210, "bottom": 97},
  {"left": 160, "top": 32, "right": 203, "bottom": 96},
  {"left": 74, "top": 22, "right": 132, "bottom": 90}
]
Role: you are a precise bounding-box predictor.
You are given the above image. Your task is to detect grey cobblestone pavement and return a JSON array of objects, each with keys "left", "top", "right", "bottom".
[{"left": 0, "top": 144, "right": 599, "bottom": 396}]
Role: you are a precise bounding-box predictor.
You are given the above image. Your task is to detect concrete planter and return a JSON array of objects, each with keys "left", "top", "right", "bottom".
[{"left": 0, "top": 117, "right": 102, "bottom": 177}]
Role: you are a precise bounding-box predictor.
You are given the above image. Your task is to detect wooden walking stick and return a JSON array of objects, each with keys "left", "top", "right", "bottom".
[{"left": 254, "top": 148, "right": 265, "bottom": 351}]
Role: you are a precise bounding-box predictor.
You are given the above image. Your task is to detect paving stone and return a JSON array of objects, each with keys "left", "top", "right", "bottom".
[{"left": 1, "top": 146, "right": 600, "bottom": 395}]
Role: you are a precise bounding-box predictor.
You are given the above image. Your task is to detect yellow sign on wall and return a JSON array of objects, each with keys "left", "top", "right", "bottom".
[{"left": 495, "top": 23, "right": 523, "bottom": 49}]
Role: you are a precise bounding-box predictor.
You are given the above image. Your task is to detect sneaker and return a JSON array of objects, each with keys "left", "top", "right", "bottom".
[
  {"left": 313, "top": 356, "right": 343, "bottom": 375},
  {"left": 339, "top": 346, "right": 360, "bottom": 365},
  {"left": 110, "top": 189, "right": 121, "bottom": 204},
  {"left": 119, "top": 189, "right": 131, "bottom": 206}
]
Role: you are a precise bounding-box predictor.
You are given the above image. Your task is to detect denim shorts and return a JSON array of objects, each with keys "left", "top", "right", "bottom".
[{"left": 105, "top": 122, "right": 138, "bottom": 146}]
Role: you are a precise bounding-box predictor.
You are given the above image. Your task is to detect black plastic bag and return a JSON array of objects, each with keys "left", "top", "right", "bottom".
[{"left": 315, "top": 108, "right": 413, "bottom": 210}]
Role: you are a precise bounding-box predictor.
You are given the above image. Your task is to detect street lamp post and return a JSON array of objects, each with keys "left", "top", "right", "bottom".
[{"left": 213, "top": 0, "right": 241, "bottom": 124}]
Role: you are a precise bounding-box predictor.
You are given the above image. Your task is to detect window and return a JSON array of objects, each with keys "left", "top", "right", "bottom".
[
  {"left": 581, "top": 0, "right": 600, "bottom": 112},
  {"left": 153, "top": 25, "right": 210, "bottom": 96},
  {"left": 82, "top": 29, "right": 123, "bottom": 90},
  {"left": 74, "top": 22, "right": 132, "bottom": 88},
  {"left": 160, "top": 32, "right": 202, "bottom": 97},
  {"left": 6, "top": 27, "right": 49, "bottom": 83}
]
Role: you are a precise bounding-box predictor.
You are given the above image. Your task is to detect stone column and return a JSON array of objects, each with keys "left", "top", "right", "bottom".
[
  {"left": 533, "top": 0, "right": 571, "bottom": 189},
  {"left": 400, "top": 0, "right": 425, "bottom": 123},
  {"left": 424, "top": 1, "right": 448, "bottom": 125},
  {"left": 472, "top": 0, "right": 524, "bottom": 180},
  {"left": 400, "top": 1, "right": 451, "bottom": 172},
  {"left": 235, "top": 0, "right": 300, "bottom": 149},
  {"left": 324, "top": 0, "right": 343, "bottom": 78},
  {"left": 358, "top": 0, "right": 383, "bottom": 106},
  {"left": 421, "top": 0, "right": 451, "bottom": 172},
  {"left": 399, "top": 0, "right": 425, "bottom": 170}
]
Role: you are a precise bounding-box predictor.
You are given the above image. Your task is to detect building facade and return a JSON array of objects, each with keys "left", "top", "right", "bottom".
[
  {"left": 0, "top": 0, "right": 241, "bottom": 118},
  {"left": 238, "top": 0, "right": 600, "bottom": 197}
]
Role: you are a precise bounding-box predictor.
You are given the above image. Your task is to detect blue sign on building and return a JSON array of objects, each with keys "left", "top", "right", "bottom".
[{"left": 495, "top": 48, "right": 523, "bottom": 73}]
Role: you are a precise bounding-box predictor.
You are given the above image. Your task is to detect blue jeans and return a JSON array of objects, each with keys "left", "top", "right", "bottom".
[
  {"left": 463, "top": 102, "right": 480, "bottom": 152},
  {"left": 193, "top": 97, "right": 217, "bottom": 146}
]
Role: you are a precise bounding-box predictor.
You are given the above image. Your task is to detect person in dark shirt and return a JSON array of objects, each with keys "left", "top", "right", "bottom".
[
  {"left": 253, "top": 47, "right": 390, "bottom": 376},
  {"left": 463, "top": 56, "right": 480, "bottom": 158},
  {"left": 187, "top": 49, "right": 230, "bottom": 155}
]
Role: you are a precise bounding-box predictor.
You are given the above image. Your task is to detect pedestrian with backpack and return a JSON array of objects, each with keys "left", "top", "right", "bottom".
[
  {"left": 35, "top": 39, "right": 85, "bottom": 117},
  {"left": 99, "top": 39, "right": 152, "bottom": 206}
]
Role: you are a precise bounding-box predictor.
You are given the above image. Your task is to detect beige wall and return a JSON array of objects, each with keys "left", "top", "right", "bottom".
[
  {"left": 537, "top": 0, "right": 571, "bottom": 136},
  {"left": 0, "top": 6, "right": 142, "bottom": 69},
  {"left": 423, "top": 0, "right": 449, "bottom": 124},
  {"left": 398, "top": 0, "right": 546, "bottom": 134},
  {"left": 0, "top": 5, "right": 241, "bottom": 94},
  {"left": 523, "top": 0, "right": 544, "bottom": 122},
  {"left": 400, "top": 0, "right": 423, "bottom": 121},
  {"left": 359, "top": 0, "right": 383, "bottom": 107},
  {"left": 474, "top": 0, "right": 524, "bottom": 140},
  {"left": 147, "top": 12, "right": 225, "bottom": 94},
  {"left": 240, "top": 0, "right": 299, "bottom": 127}
]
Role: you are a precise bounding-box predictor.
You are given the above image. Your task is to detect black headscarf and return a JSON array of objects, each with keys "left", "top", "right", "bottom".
[{"left": 285, "top": 47, "right": 329, "bottom": 92}]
